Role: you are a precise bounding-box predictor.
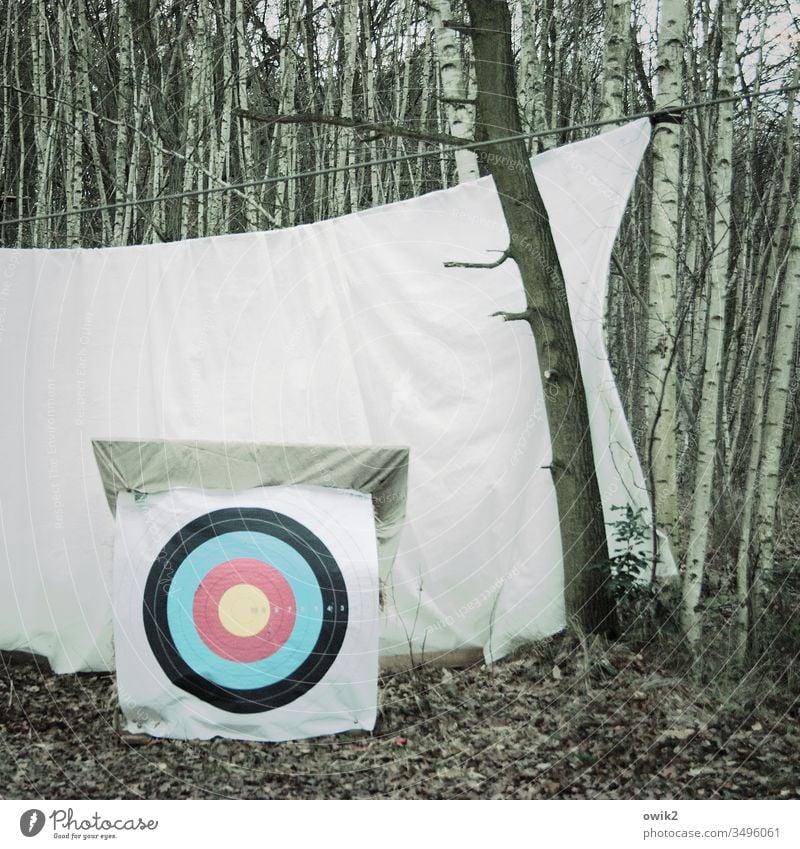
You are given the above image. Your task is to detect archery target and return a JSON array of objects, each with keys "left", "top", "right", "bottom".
[{"left": 112, "top": 485, "right": 380, "bottom": 742}]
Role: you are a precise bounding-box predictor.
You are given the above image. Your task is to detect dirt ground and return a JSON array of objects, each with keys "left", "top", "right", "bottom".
[{"left": 1, "top": 627, "right": 797, "bottom": 800}]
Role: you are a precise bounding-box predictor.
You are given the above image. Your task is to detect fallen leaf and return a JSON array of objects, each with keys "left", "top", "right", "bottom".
[{"left": 659, "top": 728, "right": 695, "bottom": 742}]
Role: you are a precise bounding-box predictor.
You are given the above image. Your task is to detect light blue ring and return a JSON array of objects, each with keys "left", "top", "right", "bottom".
[{"left": 166, "top": 531, "right": 323, "bottom": 689}]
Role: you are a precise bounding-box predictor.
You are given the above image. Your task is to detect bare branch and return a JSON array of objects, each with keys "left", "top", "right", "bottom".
[
  {"left": 490, "top": 308, "right": 532, "bottom": 323},
  {"left": 444, "top": 245, "right": 513, "bottom": 269},
  {"left": 439, "top": 95, "right": 477, "bottom": 105},
  {"left": 442, "top": 19, "right": 473, "bottom": 33},
  {"left": 631, "top": 28, "right": 655, "bottom": 112},
  {"left": 234, "top": 110, "right": 468, "bottom": 149},
  {"left": 610, "top": 251, "right": 647, "bottom": 310}
]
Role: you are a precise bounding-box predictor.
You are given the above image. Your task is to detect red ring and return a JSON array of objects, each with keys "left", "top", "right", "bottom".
[{"left": 192, "top": 558, "right": 296, "bottom": 662}]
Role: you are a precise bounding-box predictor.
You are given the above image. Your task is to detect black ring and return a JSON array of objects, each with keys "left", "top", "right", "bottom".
[{"left": 143, "top": 507, "right": 349, "bottom": 714}]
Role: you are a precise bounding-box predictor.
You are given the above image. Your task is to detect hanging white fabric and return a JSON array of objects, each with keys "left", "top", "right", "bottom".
[{"left": 0, "top": 119, "right": 660, "bottom": 673}]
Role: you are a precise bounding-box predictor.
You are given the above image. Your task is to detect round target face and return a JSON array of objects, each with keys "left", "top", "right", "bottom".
[{"left": 143, "top": 507, "right": 349, "bottom": 714}]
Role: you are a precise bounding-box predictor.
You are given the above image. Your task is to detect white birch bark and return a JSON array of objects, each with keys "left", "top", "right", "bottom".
[
  {"left": 600, "top": 0, "right": 628, "bottom": 126},
  {"left": 541, "top": 0, "right": 558, "bottom": 152},
  {"left": 150, "top": 108, "right": 164, "bottom": 243},
  {"left": 235, "top": 0, "right": 258, "bottom": 227},
  {"left": 645, "top": 0, "right": 685, "bottom": 549},
  {"left": 750, "top": 206, "right": 800, "bottom": 621},
  {"left": 681, "top": 0, "right": 736, "bottom": 651},
  {"left": 414, "top": 26, "right": 433, "bottom": 190},
  {"left": 13, "top": 30, "right": 26, "bottom": 245},
  {"left": 518, "top": 2, "right": 548, "bottom": 152},
  {"left": 732, "top": 281, "right": 771, "bottom": 664},
  {"left": 208, "top": 1, "right": 233, "bottom": 234},
  {"left": 732, "top": 54, "right": 800, "bottom": 662},
  {"left": 112, "top": 0, "right": 133, "bottom": 245},
  {"left": 180, "top": 2, "right": 209, "bottom": 239},
  {"left": 273, "top": 0, "right": 301, "bottom": 226},
  {"left": 428, "top": 0, "right": 479, "bottom": 182},
  {"left": 361, "top": 3, "right": 383, "bottom": 206},
  {"left": 389, "top": 4, "right": 420, "bottom": 201},
  {"left": 30, "top": 0, "right": 50, "bottom": 246},
  {"left": 316, "top": 57, "right": 337, "bottom": 221},
  {"left": 333, "top": 0, "right": 359, "bottom": 215},
  {"left": 434, "top": 55, "right": 449, "bottom": 189},
  {"left": 724, "top": 7, "right": 768, "bottom": 433},
  {"left": 62, "top": 6, "right": 83, "bottom": 246}
]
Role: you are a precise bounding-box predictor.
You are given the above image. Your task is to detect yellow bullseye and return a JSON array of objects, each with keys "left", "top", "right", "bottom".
[{"left": 218, "top": 584, "right": 271, "bottom": 637}]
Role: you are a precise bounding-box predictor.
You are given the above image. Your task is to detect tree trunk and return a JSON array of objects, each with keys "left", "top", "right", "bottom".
[
  {"left": 429, "top": 0, "right": 479, "bottom": 182},
  {"left": 732, "top": 54, "right": 800, "bottom": 665},
  {"left": 751, "top": 204, "right": 800, "bottom": 629},
  {"left": 517, "top": 0, "right": 548, "bottom": 154},
  {"left": 600, "top": 0, "right": 628, "bottom": 126},
  {"left": 61, "top": 4, "right": 83, "bottom": 247},
  {"left": 334, "top": 0, "right": 359, "bottom": 215},
  {"left": 31, "top": 0, "right": 51, "bottom": 246},
  {"left": 361, "top": 3, "right": 383, "bottom": 206},
  {"left": 681, "top": 0, "right": 736, "bottom": 653},
  {"left": 233, "top": 0, "right": 257, "bottom": 228},
  {"left": 273, "top": 0, "right": 301, "bottom": 226},
  {"left": 113, "top": 0, "right": 133, "bottom": 246},
  {"left": 76, "top": 0, "right": 112, "bottom": 243},
  {"left": 463, "top": 0, "right": 613, "bottom": 634},
  {"left": 645, "top": 0, "right": 685, "bottom": 550}
]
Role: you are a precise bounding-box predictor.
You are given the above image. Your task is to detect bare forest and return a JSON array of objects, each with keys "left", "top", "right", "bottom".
[{"left": 1, "top": 0, "right": 799, "bottom": 800}]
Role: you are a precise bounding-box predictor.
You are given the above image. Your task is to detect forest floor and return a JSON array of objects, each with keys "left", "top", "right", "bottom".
[
  {"left": 2, "top": 628, "right": 797, "bottom": 800},
  {"left": 2, "top": 504, "right": 798, "bottom": 800}
]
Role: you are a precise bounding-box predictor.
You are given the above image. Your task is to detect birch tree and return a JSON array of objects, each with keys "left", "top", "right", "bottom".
[
  {"left": 732, "top": 53, "right": 800, "bottom": 664},
  {"left": 333, "top": 0, "right": 359, "bottom": 215},
  {"left": 517, "top": 0, "right": 549, "bottom": 152},
  {"left": 645, "top": 0, "right": 685, "bottom": 552},
  {"left": 600, "top": 0, "right": 629, "bottom": 125},
  {"left": 428, "top": 0, "right": 479, "bottom": 182},
  {"left": 751, "top": 206, "right": 800, "bottom": 622},
  {"left": 681, "top": 0, "right": 737, "bottom": 653}
]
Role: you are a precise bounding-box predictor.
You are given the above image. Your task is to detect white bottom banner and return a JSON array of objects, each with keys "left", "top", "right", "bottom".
[{"left": 3, "top": 801, "right": 797, "bottom": 848}]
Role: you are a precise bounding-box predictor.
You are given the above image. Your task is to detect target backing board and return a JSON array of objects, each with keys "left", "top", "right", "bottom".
[{"left": 112, "top": 484, "right": 380, "bottom": 741}]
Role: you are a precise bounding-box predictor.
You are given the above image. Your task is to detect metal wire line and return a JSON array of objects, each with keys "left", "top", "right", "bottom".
[{"left": 1, "top": 82, "right": 797, "bottom": 229}]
